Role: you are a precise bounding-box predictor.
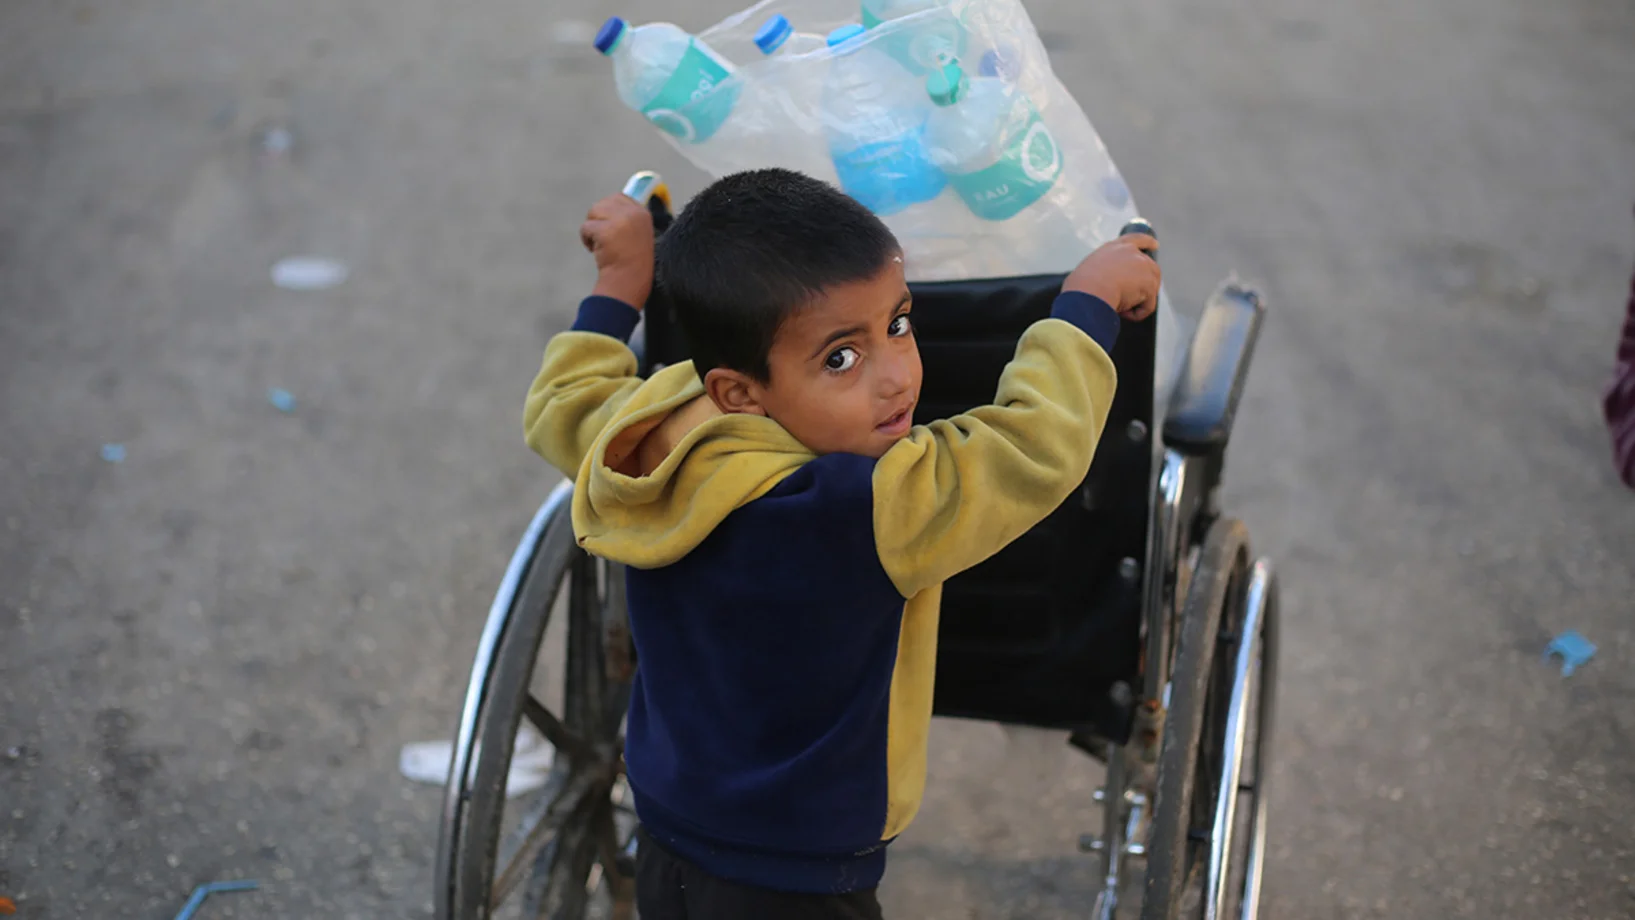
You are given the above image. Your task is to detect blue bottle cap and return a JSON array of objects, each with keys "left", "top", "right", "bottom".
[
  {"left": 927, "top": 62, "right": 965, "bottom": 106},
  {"left": 594, "top": 17, "right": 627, "bottom": 55},
  {"left": 755, "top": 14, "right": 793, "bottom": 54},
  {"left": 826, "top": 23, "right": 867, "bottom": 47},
  {"left": 979, "top": 47, "right": 1019, "bottom": 80}
]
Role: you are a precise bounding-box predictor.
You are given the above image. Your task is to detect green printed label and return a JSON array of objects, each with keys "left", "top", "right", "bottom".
[
  {"left": 641, "top": 41, "right": 739, "bottom": 143},
  {"left": 947, "top": 108, "right": 1062, "bottom": 221}
]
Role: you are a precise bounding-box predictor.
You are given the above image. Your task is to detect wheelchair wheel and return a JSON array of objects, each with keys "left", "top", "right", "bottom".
[
  {"left": 1141, "top": 517, "right": 1276, "bottom": 920},
  {"left": 436, "top": 485, "right": 638, "bottom": 920}
]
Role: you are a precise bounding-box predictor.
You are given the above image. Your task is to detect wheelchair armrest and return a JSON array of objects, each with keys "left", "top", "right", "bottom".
[{"left": 1161, "top": 282, "right": 1267, "bottom": 457}]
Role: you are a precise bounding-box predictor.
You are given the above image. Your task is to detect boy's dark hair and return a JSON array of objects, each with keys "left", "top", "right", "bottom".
[{"left": 655, "top": 168, "right": 900, "bottom": 382}]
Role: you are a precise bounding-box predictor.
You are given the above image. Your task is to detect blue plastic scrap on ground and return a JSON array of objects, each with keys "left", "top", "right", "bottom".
[
  {"left": 1543, "top": 631, "right": 1597, "bottom": 677},
  {"left": 100, "top": 443, "right": 126, "bottom": 463},
  {"left": 267, "top": 388, "right": 297, "bottom": 412},
  {"left": 174, "top": 880, "right": 259, "bottom": 920}
]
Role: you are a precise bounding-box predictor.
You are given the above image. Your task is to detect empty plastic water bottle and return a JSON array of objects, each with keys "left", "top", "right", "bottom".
[
  {"left": 753, "top": 14, "right": 826, "bottom": 57},
  {"left": 822, "top": 24, "right": 945, "bottom": 216},
  {"left": 924, "top": 61, "right": 1062, "bottom": 221},
  {"left": 595, "top": 17, "right": 741, "bottom": 144},
  {"left": 858, "top": 0, "right": 965, "bottom": 74},
  {"left": 978, "top": 45, "right": 1021, "bottom": 82}
]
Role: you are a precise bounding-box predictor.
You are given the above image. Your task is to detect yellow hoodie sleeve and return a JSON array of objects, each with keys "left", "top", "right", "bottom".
[
  {"left": 872, "top": 317, "right": 1118, "bottom": 599},
  {"left": 524, "top": 331, "right": 642, "bottom": 479}
]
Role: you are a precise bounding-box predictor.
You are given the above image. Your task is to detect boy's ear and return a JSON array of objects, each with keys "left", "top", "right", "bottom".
[{"left": 703, "top": 367, "right": 767, "bottom": 417}]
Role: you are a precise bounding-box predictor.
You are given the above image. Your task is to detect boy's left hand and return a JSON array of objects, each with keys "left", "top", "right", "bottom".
[{"left": 581, "top": 193, "right": 656, "bottom": 309}]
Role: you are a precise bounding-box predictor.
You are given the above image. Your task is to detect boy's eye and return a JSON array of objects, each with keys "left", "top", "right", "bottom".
[
  {"left": 824, "top": 347, "right": 859, "bottom": 372},
  {"left": 888, "top": 314, "right": 913, "bottom": 337}
]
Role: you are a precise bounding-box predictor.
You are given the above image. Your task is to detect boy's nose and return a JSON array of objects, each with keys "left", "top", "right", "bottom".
[{"left": 877, "top": 353, "right": 914, "bottom": 398}]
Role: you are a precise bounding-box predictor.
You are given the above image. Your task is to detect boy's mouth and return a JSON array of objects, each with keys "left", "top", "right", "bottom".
[{"left": 875, "top": 404, "right": 914, "bottom": 437}]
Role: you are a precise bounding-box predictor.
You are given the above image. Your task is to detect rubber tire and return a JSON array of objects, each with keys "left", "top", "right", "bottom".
[
  {"left": 1140, "top": 517, "right": 1251, "bottom": 920},
  {"left": 445, "top": 502, "right": 626, "bottom": 920}
]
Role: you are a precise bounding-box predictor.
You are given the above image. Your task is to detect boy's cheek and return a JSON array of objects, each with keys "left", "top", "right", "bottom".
[{"left": 794, "top": 405, "right": 871, "bottom": 456}]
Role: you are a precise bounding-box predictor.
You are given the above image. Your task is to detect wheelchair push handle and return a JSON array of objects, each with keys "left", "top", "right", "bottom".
[
  {"left": 620, "top": 170, "right": 669, "bottom": 208},
  {"left": 622, "top": 170, "right": 675, "bottom": 233},
  {"left": 1120, "top": 218, "right": 1157, "bottom": 262}
]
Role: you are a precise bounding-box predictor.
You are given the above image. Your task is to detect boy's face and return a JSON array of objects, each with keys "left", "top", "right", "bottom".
[{"left": 709, "top": 258, "right": 921, "bottom": 459}]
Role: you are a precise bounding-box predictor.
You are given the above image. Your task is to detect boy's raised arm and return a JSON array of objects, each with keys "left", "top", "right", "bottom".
[
  {"left": 524, "top": 303, "right": 643, "bottom": 476},
  {"left": 523, "top": 194, "right": 655, "bottom": 477},
  {"left": 872, "top": 235, "right": 1159, "bottom": 599}
]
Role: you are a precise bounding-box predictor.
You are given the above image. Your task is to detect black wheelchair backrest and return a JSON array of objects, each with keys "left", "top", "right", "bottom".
[{"left": 641, "top": 273, "right": 1155, "bottom": 740}]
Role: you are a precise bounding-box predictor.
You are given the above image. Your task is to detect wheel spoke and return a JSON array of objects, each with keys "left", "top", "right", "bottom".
[
  {"left": 522, "top": 694, "right": 595, "bottom": 763},
  {"left": 520, "top": 794, "right": 604, "bottom": 920},
  {"left": 491, "top": 765, "right": 601, "bottom": 907}
]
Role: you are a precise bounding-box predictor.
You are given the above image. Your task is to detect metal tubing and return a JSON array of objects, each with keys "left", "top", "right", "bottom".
[
  {"left": 1205, "top": 559, "right": 1274, "bottom": 920},
  {"left": 435, "top": 480, "right": 575, "bottom": 907}
]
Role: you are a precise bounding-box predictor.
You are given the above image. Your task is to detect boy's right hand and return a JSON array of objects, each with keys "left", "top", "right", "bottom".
[
  {"left": 1063, "top": 235, "right": 1161, "bottom": 321},
  {"left": 581, "top": 193, "right": 656, "bottom": 309}
]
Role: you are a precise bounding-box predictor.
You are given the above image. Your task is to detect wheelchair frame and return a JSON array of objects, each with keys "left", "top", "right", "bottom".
[{"left": 434, "top": 173, "right": 1279, "bottom": 920}]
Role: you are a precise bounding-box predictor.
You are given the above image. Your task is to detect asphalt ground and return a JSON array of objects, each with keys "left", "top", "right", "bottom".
[{"left": 2, "top": 0, "right": 1633, "bottom": 916}]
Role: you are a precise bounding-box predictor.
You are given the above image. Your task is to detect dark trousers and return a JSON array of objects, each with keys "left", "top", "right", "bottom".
[{"left": 635, "top": 829, "right": 885, "bottom": 920}]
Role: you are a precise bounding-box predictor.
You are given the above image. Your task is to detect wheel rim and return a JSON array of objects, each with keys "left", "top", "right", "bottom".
[
  {"left": 487, "top": 550, "right": 635, "bottom": 919},
  {"left": 438, "top": 491, "right": 637, "bottom": 920},
  {"left": 1235, "top": 563, "right": 1277, "bottom": 920},
  {"left": 1139, "top": 516, "right": 1250, "bottom": 920},
  {"left": 1191, "top": 559, "right": 1247, "bottom": 883},
  {"left": 1202, "top": 561, "right": 1276, "bottom": 920},
  {"left": 438, "top": 484, "right": 574, "bottom": 916}
]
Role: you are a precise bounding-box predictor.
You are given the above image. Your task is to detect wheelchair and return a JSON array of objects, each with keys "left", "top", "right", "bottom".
[{"left": 435, "top": 172, "right": 1279, "bottom": 920}]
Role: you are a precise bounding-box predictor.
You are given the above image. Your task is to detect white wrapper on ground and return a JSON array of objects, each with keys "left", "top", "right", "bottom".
[
  {"left": 640, "top": 0, "right": 1189, "bottom": 407},
  {"left": 399, "top": 724, "right": 556, "bottom": 798}
]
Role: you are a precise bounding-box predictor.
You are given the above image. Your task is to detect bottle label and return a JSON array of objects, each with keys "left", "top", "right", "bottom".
[
  {"left": 832, "top": 128, "right": 947, "bottom": 216},
  {"left": 641, "top": 40, "right": 739, "bottom": 143},
  {"left": 947, "top": 107, "right": 1062, "bottom": 221}
]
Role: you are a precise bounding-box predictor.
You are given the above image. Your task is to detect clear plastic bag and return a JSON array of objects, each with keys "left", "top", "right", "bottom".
[{"left": 635, "top": 0, "right": 1188, "bottom": 406}]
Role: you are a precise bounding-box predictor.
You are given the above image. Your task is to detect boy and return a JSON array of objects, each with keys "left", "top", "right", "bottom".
[{"left": 525, "top": 168, "right": 1158, "bottom": 919}]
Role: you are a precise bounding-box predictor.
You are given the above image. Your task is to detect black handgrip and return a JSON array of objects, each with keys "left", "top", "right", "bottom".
[
  {"left": 1120, "top": 218, "right": 1155, "bottom": 239},
  {"left": 1120, "top": 219, "right": 1157, "bottom": 262}
]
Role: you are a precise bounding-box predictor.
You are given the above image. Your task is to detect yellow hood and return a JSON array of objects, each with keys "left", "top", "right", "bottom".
[{"left": 569, "top": 361, "right": 816, "bottom": 568}]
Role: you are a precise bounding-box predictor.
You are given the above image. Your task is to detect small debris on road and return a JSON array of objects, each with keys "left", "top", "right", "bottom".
[
  {"left": 173, "top": 880, "right": 258, "bottom": 920},
  {"left": 400, "top": 724, "right": 555, "bottom": 798},
  {"left": 257, "top": 125, "right": 294, "bottom": 156},
  {"left": 271, "top": 257, "right": 348, "bottom": 291},
  {"left": 1543, "top": 631, "right": 1596, "bottom": 677}
]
